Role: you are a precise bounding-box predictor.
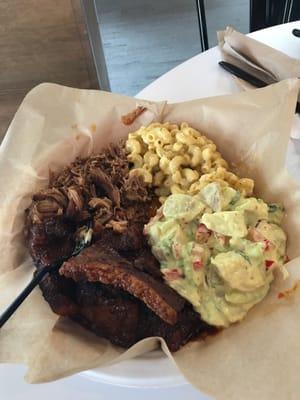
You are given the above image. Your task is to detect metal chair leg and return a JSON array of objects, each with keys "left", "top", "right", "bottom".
[
  {"left": 195, "top": 0, "right": 209, "bottom": 51},
  {"left": 81, "top": 0, "right": 111, "bottom": 91},
  {"left": 282, "top": 0, "right": 294, "bottom": 22}
]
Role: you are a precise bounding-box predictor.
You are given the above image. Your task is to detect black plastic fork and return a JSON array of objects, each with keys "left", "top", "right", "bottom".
[
  {"left": 0, "top": 225, "right": 92, "bottom": 328},
  {"left": 0, "top": 262, "right": 60, "bottom": 328}
]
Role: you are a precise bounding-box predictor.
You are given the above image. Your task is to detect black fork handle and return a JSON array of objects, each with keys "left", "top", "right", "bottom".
[{"left": 0, "top": 266, "right": 51, "bottom": 328}]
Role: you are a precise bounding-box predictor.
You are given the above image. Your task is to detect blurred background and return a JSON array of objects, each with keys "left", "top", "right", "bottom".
[
  {"left": 94, "top": 0, "right": 248, "bottom": 95},
  {"left": 1, "top": 0, "right": 299, "bottom": 141},
  {"left": 94, "top": 0, "right": 299, "bottom": 95}
]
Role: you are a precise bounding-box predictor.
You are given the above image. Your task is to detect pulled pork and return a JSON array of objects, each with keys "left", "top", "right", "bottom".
[{"left": 25, "top": 141, "right": 156, "bottom": 265}]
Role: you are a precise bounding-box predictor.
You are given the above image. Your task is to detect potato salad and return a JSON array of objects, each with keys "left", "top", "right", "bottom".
[{"left": 145, "top": 183, "right": 287, "bottom": 327}]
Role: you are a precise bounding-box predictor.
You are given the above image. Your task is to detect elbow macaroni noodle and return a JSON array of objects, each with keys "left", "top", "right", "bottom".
[{"left": 126, "top": 122, "right": 254, "bottom": 202}]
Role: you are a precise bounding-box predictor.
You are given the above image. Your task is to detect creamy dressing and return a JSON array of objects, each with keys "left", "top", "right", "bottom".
[{"left": 146, "top": 183, "right": 287, "bottom": 327}]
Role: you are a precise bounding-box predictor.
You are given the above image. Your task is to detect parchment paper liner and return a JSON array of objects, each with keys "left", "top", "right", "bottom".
[{"left": 0, "top": 80, "right": 300, "bottom": 399}]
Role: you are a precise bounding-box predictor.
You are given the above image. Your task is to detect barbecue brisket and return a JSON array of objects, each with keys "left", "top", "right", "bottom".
[{"left": 25, "top": 142, "right": 213, "bottom": 351}]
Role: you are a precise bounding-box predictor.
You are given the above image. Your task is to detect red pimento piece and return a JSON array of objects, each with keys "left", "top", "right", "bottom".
[
  {"left": 163, "top": 268, "right": 183, "bottom": 281},
  {"left": 193, "top": 260, "right": 204, "bottom": 270},
  {"left": 195, "top": 223, "right": 211, "bottom": 242},
  {"left": 197, "top": 223, "right": 210, "bottom": 233},
  {"left": 265, "top": 259, "right": 274, "bottom": 269}
]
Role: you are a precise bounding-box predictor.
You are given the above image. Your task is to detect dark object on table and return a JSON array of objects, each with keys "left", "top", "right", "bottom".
[
  {"left": 292, "top": 29, "right": 300, "bottom": 38},
  {"left": 219, "top": 61, "right": 300, "bottom": 114}
]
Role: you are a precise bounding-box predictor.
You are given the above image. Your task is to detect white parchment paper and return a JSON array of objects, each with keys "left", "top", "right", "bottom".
[{"left": 0, "top": 80, "right": 300, "bottom": 399}]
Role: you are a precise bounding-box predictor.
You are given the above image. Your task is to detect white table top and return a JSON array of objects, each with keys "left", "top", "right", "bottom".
[
  {"left": 137, "top": 21, "right": 300, "bottom": 102},
  {"left": 2, "top": 20, "right": 300, "bottom": 400}
]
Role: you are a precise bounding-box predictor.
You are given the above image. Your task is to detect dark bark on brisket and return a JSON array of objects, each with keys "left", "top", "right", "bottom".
[
  {"left": 96, "top": 224, "right": 145, "bottom": 252},
  {"left": 133, "top": 248, "right": 162, "bottom": 279},
  {"left": 25, "top": 216, "right": 75, "bottom": 266},
  {"left": 37, "top": 266, "right": 78, "bottom": 316},
  {"left": 39, "top": 276, "right": 211, "bottom": 351},
  {"left": 60, "top": 242, "right": 185, "bottom": 325},
  {"left": 73, "top": 282, "right": 140, "bottom": 347}
]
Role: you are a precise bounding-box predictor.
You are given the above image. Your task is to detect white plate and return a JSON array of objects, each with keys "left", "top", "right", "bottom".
[{"left": 81, "top": 350, "right": 187, "bottom": 388}]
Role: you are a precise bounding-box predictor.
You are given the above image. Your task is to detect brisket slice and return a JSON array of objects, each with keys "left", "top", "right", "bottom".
[
  {"left": 133, "top": 248, "right": 162, "bottom": 279},
  {"left": 26, "top": 216, "right": 75, "bottom": 267},
  {"left": 137, "top": 303, "right": 212, "bottom": 352},
  {"left": 39, "top": 274, "right": 211, "bottom": 351},
  {"left": 73, "top": 281, "right": 140, "bottom": 347},
  {"left": 94, "top": 228, "right": 162, "bottom": 279},
  {"left": 95, "top": 223, "right": 146, "bottom": 252},
  {"left": 39, "top": 269, "right": 78, "bottom": 316},
  {"left": 59, "top": 242, "right": 185, "bottom": 325}
]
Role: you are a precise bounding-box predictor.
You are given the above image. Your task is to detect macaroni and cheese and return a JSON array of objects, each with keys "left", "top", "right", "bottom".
[{"left": 126, "top": 122, "right": 254, "bottom": 202}]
